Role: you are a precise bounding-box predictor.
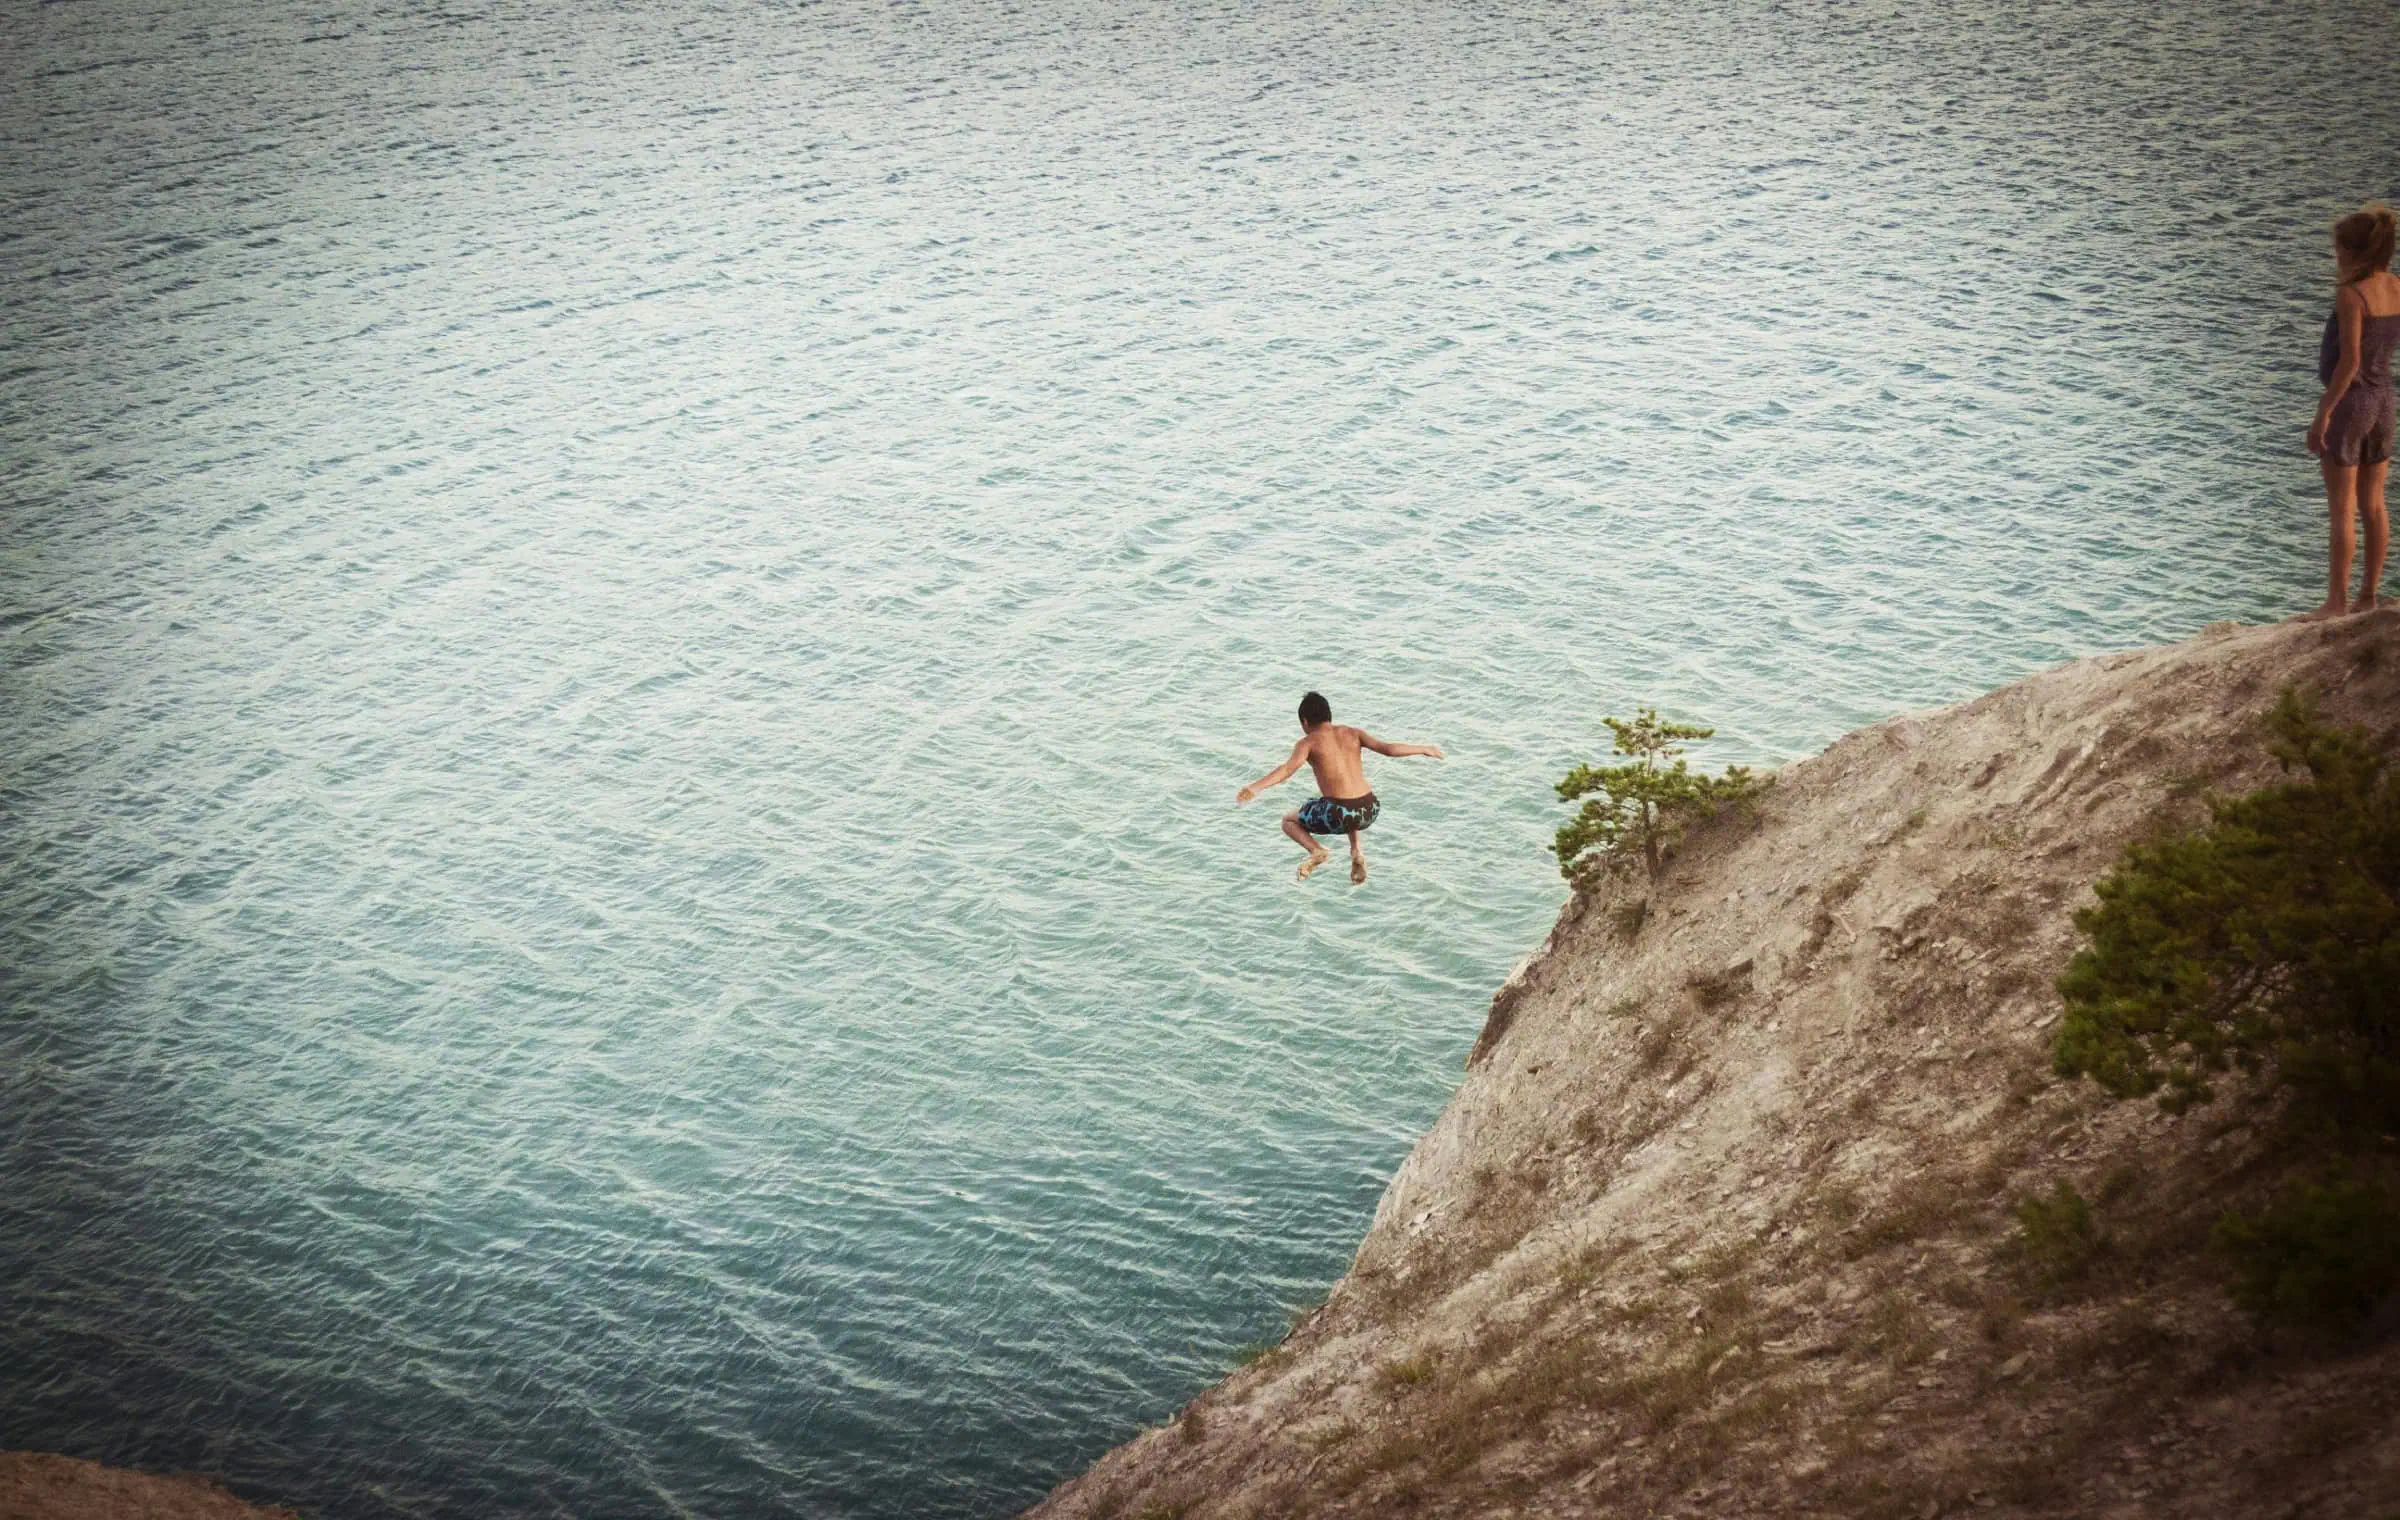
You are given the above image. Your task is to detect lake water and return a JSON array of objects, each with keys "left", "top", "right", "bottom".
[{"left": 2, "top": 1, "right": 2389, "bottom": 1514}]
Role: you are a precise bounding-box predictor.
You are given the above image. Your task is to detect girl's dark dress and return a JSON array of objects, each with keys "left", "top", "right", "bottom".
[{"left": 2320, "top": 303, "right": 2400, "bottom": 467}]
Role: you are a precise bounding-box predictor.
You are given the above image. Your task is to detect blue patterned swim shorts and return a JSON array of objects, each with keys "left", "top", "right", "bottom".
[{"left": 1296, "top": 793, "right": 1380, "bottom": 836}]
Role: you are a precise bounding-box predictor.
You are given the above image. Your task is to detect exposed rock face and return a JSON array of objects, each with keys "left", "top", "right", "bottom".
[
  {"left": 1029, "top": 611, "right": 2400, "bottom": 1520},
  {"left": 0, "top": 1453, "right": 296, "bottom": 1520}
]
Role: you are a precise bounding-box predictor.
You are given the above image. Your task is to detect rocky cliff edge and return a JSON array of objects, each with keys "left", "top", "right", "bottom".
[{"left": 1031, "top": 610, "right": 2400, "bottom": 1520}]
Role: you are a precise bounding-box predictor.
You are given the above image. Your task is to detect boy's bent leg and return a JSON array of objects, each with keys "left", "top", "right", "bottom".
[
  {"left": 1284, "top": 811, "right": 1331, "bottom": 879},
  {"left": 1347, "top": 826, "right": 1367, "bottom": 885}
]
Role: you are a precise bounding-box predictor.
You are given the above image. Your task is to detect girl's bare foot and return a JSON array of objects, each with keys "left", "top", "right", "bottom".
[
  {"left": 2296, "top": 598, "right": 2348, "bottom": 622},
  {"left": 1350, "top": 857, "right": 1367, "bottom": 885},
  {"left": 1297, "top": 848, "right": 1331, "bottom": 881}
]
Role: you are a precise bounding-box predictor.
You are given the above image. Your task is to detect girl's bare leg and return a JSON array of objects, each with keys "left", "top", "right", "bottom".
[
  {"left": 1347, "top": 826, "right": 1367, "bottom": 885},
  {"left": 2303, "top": 460, "right": 2358, "bottom": 620},
  {"left": 1283, "top": 812, "right": 1331, "bottom": 879},
  {"left": 2357, "top": 460, "right": 2389, "bottom": 611}
]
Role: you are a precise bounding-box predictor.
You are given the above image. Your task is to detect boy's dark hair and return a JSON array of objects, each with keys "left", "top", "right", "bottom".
[{"left": 1299, "top": 691, "right": 1333, "bottom": 728}]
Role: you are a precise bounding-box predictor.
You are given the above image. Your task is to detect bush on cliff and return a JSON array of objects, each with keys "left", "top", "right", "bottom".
[
  {"left": 2052, "top": 687, "right": 2399, "bottom": 1324},
  {"left": 2051, "top": 686, "right": 2399, "bottom": 1133},
  {"left": 2013, "top": 1181, "right": 2106, "bottom": 1294},
  {"left": 1554, "top": 710, "right": 1757, "bottom": 887},
  {"left": 2212, "top": 1168, "right": 2400, "bottom": 1327}
]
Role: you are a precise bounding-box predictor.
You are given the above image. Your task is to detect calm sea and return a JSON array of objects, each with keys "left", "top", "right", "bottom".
[{"left": 2, "top": 0, "right": 2388, "bottom": 1514}]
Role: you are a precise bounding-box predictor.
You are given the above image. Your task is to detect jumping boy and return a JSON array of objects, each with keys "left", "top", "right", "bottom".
[{"left": 1235, "top": 692, "right": 1444, "bottom": 883}]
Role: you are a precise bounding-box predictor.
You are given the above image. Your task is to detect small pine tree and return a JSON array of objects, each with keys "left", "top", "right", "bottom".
[
  {"left": 1553, "top": 710, "right": 1758, "bottom": 887},
  {"left": 2051, "top": 687, "right": 2399, "bottom": 1134}
]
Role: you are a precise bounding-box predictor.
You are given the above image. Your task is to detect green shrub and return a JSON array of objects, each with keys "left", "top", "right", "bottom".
[
  {"left": 1554, "top": 709, "right": 1758, "bottom": 885},
  {"left": 2013, "top": 1181, "right": 2104, "bottom": 1290},
  {"left": 2052, "top": 687, "right": 2400, "bottom": 1134},
  {"left": 2212, "top": 1169, "right": 2400, "bottom": 1327}
]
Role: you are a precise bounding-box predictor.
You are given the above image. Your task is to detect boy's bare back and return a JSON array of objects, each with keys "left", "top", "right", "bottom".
[{"left": 1298, "top": 725, "right": 1372, "bottom": 799}]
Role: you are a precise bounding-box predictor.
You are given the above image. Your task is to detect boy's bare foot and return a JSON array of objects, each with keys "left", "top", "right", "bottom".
[
  {"left": 2350, "top": 595, "right": 2382, "bottom": 614},
  {"left": 1350, "top": 857, "right": 1367, "bottom": 885},
  {"left": 2296, "top": 598, "right": 2348, "bottom": 622},
  {"left": 1297, "top": 849, "right": 1331, "bottom": 881}
]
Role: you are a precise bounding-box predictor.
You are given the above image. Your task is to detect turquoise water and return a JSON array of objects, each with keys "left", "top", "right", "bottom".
[{"left": 2, "top": 0, "right": 2390, "bottom": 1514}]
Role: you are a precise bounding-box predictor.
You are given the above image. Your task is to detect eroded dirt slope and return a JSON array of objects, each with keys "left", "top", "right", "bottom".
[
  {"left": 1031, "top": 610, "right": 2400, "bottom": 1520},
  {"left": 0, "top": 1453, "right": 297, "bottom": 1520}
]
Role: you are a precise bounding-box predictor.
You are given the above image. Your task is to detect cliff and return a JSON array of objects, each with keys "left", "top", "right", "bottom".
[
  {"left": 0, "top": 1454, "right": 296, "bottom": 1520},
  {"left": 1029, "top": 610, "right": 2400, "bottom": 1520}
]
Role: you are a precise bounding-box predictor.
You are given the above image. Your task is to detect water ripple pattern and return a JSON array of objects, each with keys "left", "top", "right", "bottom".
[{"left": 2, "top": 0, "right": 2391, "bottom": 1515}]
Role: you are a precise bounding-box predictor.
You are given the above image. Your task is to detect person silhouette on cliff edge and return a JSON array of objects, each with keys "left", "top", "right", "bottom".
[
  {"left": 2301, "top": 202, "right": 2398, "bottom": 620},
  {"left": 1236, "top": 692, "right": 1443, "bottom": 884}
]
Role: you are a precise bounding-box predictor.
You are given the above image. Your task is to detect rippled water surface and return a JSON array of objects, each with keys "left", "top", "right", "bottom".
[{"left": 3, "top": 0, "right": 2392, "bottom": 1514}]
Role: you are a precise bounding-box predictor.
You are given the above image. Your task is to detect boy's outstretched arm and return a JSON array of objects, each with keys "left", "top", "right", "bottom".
[
  {"left": 1360, "top": 732, "right": 1446, "bottom": 760},
  {"left": 1237, "top": 737, "right": 1313, "bottom": 804}
]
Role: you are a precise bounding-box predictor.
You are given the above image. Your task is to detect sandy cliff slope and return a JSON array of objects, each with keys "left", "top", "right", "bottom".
[
  {"left": 1030, "top": 610, "right": 2400, "bottom": 1520},
  {"left": 0, "top": 1453, "right": 296, "bottom": 1520}
]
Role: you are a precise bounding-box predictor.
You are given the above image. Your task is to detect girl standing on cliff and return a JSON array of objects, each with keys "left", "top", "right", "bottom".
[{"left": 2302, "top": 203, "right": 2399, "bottom": 620}]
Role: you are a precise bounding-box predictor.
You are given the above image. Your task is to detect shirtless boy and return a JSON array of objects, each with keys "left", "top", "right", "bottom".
[{"left": 1235, "top": 692, "right": 1444, "bottom": 884}]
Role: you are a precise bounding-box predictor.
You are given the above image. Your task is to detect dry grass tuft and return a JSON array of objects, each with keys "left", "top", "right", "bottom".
[
  {"left": 1812, "top": 1178, "right": 1865, "bottom": 1230},
  {"left": 1856, "top": 1288, "right": 1935, "bottom": 1365},
  {"left": 1800, "top": 863, "right": 1872, "bottom": 959},
  {"left": 1686, "top": 962, "right": 1749, "bottom": 1010},
  {"left": 1611, "top": 896, "right": 1651, "bottom": 939},
  {"left": 1844, "top": 1187, "right": 1967, "bottom": 1261},
  {"left": 1292, "top": 1420, "right": 1357, "bottom": 1451},
  {"left": 1557, "top": 1234, "right": 1635, "bottom": 1292}
]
